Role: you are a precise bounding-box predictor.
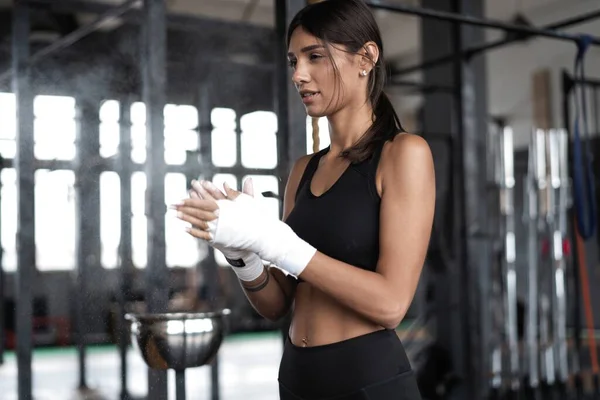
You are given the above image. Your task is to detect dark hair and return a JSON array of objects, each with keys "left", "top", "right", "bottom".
[{"left": 287, "top": 0, "right": 404, "bottom": 163}]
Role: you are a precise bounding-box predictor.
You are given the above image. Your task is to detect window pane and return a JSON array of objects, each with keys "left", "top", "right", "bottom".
[
  {"left": 165, "top": 173, "right": 203, "bottom": 268},
  {"left": 211, "top": 108, "right": 236, "bottom": 130},
  {"left": 0, "top": 92, "right": 16, "bottom": 159},
  {"left": 1, "top": 168, "right": 17, "bottom": 271},
  {"left": 100, "top": 172, "right": 121, "bottom": 269},
  {"left": 165, "top": 104, "right": 198, "bottom": 130},
  {"left": 240, "top": 111, "right": 277, "bottom": 169},
  {"left": 131, "top": 124, "right": 146, "bottom": 164},
  {"left": 165, "top": 128, "right": 197, "bottom": 165},
  {"left": 34, "top": 118, "right": 77, "bottom": 160},
  {"left": 131, "top": 102, "right": 146, "bottom": 125},
  {"left": 35, "top": 170, "right": 76, "bottom": 271},
  {"left": 131, "top": 172, "right": 147, "bottom": 268},
  {"left": 99, "top": 100, "right": 120, "bottom": 159},
  {"left": 100, "top": 122, "right": 120, "bottom": 159},
  {"left": 99, "top": 100, "right": 120, "bottom": 123},
  {"left": 34, "top": 95, "right": 77, "bottom": 161},
  {"left": 165, "top": 104, "right": 199, "bottom": 165},
  {"left": 306, "top": 116, "right": 330, "bottom": 154},
  {"left": 211, "top": 108, "right": 237, "bottom": 167},
  {"left": 211, "top": 129, "right": 236, "bottom": 167},
  {"left": 34, "top": 95, "right": 76, "bottom": 119},
  {"left": 131, "top": 102, "right": 146, "bottom": 163}
]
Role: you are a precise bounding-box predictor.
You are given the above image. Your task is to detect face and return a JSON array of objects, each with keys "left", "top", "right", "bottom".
[{"left": 287, "top": 27, "right": 370, "bottom": 118}]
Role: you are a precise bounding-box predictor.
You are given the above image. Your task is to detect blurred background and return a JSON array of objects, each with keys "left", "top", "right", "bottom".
[{"left": 0, "top": 0, "right": 599, "bottom": 399}]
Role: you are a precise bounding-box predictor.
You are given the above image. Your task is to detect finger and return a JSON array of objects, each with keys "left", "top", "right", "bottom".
[
  {"left": 242, "top": 177, "right": 254, "bottom": 197},
  {"left": 223, "top": 181, "right": 241, "bottom": 200},
  {"left": 190, "top": 180, "right": 217, "bottom": 202},
  {"left": 174, "top": 198, "right": 219, "bottom": 212},
  {"left": 201, "top": 180, "right": 227, "bottom": 200},
  {"left": 185, "top": 227, "right": 212, "bottom": 241},
  {"left": 176, "top": 212, "right": 209, "bottom": 230},
  {"left": 175, "top": 206, "right": 218, "bottom": 221},
  {"left": 189, "top": 189, "right": 200, "bottom": 199}
]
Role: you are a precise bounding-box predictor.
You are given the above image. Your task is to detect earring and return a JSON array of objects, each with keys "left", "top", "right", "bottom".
[{"left": 361, "top": 70, "right": 368, "bottom": 76}]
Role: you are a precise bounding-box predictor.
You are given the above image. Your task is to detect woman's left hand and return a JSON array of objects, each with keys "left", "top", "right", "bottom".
[{"left": 175, "top": 180, "right": 245, "bottom": 241}]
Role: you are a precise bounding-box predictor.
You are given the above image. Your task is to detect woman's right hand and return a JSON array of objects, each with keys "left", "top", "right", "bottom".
[{"left": 185, "top": 178, "right": 266, "bottom": 283}]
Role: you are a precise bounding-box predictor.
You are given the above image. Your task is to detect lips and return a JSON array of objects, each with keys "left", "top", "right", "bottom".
[{"left": 299, "top": 90, "right": 320, "bottom": 104}]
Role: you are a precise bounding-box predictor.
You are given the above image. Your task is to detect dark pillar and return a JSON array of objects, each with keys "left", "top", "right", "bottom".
[
  {"left": 118, "top": 96, "right": 134, "bottom": 400},
  {"left": 141, "top": 0, "right": 168, "bottom": 398},
  {"left": 421, "top": 0, "right": 490, "bottom": 398},
  {"left": 0, "top": 155, "right": 4, "bottom": 366},
  {"left": 74, "top": 97, "right": 102, "bottom": 391},
  {"left": 451, "top": 0, "right": 491, "bottom": 397},
  {"left": 196, "top": 81, "right": 221, "bottom": 400},
  {"left": 12, "top": 1, "right": 35, "bottom": 398},
  {"left": 274, "top": 0, "right": 307, "bottom": 196},
  {"left": 274, "top": 0, "right": 307, "bottom": 347}
]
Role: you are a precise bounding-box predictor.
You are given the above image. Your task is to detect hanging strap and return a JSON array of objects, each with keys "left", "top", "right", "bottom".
[{"left": 571, "top": 34, "right": 597, "bottom": 240}]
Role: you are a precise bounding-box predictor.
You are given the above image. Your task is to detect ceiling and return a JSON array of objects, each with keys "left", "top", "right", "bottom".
[{"left": 0, "top": 0, "right": 591, "bottom": 69}]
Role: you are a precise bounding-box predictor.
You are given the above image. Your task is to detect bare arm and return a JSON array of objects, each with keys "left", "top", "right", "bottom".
[
  {"left": 298, "top": 134, "right": 436, "bottom": 328},
  {"left": 239, "top": 155, "right": 312, "bottom": 321}
]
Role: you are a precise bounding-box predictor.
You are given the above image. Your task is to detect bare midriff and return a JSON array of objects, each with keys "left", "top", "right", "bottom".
[{"left": 289, "top": 282, "right": 384, "bottom": 347}]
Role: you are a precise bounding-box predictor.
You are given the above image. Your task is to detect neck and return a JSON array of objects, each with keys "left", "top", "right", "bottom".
[{"left": 326, "top": 101, "right": 374, "bottom": 156}]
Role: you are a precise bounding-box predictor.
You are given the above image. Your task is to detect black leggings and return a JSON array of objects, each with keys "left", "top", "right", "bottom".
[{"left": 278, "top": 329, "right": 422, "bottom": 400}]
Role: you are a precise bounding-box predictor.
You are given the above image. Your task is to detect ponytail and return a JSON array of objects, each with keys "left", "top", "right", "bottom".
[{"left": 339, "top": 92, "right": 404, "bottom": 163}]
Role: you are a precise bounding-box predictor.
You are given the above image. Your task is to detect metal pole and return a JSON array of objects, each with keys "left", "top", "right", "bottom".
[
  {"left": 74, "top": 100, "right": 92, "bottom": 391},
  {"left": 562, "top": 71, "right": 585, "bottom": 399},
  {"left": 274, "top": 0, "right": 307, "bottom": 347},
  {"left": 12, "top": 0, "right": 36, "bottom": 398},
  {"left": 448, "top": 0, "right": 491, "bottom": 396},
  {"left": 142, "top": 0, "right": 168, "bottom": 398},
  {"left": 392, "top": 9, "right": 600, "bottom": 78},
  {"left": 196, "top": 80, "right": 221, "bottom": 400},
  {"left": 526, "top": 129, "right": 541, "bottom": 394},
  {"left": 367, "top": 1, "right": 600, "bottom": 45},
  {"left": 0, "top": 0, "right": 142, "bottom": 84},
  {"left": 499, "top": 126, "right": 520, "bottom": 393},
  {"left": 118, "top": 96, "right": 134, "bottom": 400},
  {"left": 0, "top": 155, "right": 4, "bottom": 366}
]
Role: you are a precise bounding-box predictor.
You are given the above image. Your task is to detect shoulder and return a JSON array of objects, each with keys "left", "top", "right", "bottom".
[
  {"left": 288, "top": 153, "right": 314, "bottom": 182},
  {"left": 379, "top": 133, "right": 434, "bottom": 194},
  {"left": 381, "top": 132, "right": 432, "bottom": 161}
]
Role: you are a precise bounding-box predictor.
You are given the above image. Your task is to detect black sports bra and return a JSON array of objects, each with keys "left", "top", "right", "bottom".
[{"left": 285, "top": 144, "right": 384, "bottom": 275}]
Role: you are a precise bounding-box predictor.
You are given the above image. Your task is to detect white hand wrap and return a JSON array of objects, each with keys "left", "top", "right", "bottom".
[
  {"left": 207, "top": 194, "right": 316, "bottom": 277},
  {"left": 214, "top": 245, "right": 265, "bottom": 282}
]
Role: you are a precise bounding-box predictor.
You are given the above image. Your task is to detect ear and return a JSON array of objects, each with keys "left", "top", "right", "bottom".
[{"left": 358, "top": 41, "right": 379, "bottom": 71}]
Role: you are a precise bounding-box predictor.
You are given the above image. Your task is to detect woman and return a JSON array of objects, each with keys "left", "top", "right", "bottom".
[{"left": 174, "top": 0, "right": 435, "bottom": 398}]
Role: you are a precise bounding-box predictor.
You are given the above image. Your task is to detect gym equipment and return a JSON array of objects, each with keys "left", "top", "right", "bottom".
[
  {"left": 524, "top": 129, "right": 571, "bottom": 398},
  {"left": 126, "top": 309, "right": 230, "bottom": 400},
  {"left": 562, "top": 71, "right": 600, "bottom": 398},
  {"left": 487, "top": 123, "right": 520, "bottom": 396}
]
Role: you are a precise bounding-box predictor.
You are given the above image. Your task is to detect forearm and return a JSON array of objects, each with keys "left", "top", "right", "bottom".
[
  {"left": 300, "top": 252, "right": 408, "bottom": 329},
  {"left": 239, "top": 266, "right": 293, "bottom": 322}
]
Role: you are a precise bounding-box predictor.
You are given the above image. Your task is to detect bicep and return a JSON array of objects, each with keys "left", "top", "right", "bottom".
[{"left": 377, "top": 135, "right": 436, "bottom": 297}]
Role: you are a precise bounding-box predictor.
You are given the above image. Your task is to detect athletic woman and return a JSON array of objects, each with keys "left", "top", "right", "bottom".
[{"left": 175, "top": 0, "right": 435, "bottom": 398}]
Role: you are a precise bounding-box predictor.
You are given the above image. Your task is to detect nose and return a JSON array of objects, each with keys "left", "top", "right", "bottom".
[{"left": 291, "top": 64, "right": 310, "bottom": 87}]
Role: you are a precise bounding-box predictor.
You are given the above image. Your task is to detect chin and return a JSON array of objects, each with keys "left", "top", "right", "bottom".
[{"left": 305, "top": 106, "right": 328, "bottom": 119}]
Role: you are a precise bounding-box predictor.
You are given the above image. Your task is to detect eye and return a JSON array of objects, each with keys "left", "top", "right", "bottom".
[
  {"left": 287, "top": 59, "right": 297, "bottom": 69},
  {"left": 309, "top": 53, "right": 323, "bottom": 61}
]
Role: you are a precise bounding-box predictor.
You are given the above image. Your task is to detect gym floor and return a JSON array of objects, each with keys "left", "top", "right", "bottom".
[{"left": 0, "top": 331, "right": 283, "bottom": 400}]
